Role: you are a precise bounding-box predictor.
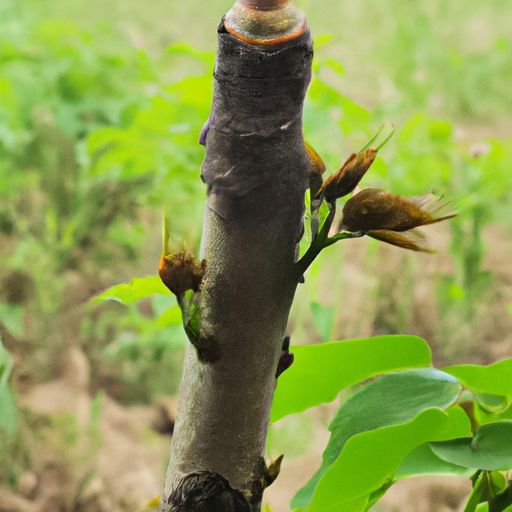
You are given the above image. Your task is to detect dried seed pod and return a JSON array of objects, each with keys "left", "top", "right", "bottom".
[
  {"left": 341, "top": 188, "right": 457, "bottom": 233},
  {"left": 159, "top": 252, "right": 207, "bottom": 297}
]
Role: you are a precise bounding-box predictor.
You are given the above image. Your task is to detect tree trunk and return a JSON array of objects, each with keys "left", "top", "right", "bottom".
[{"left": 161, "top": 2, "right": 312, "bottom": 510}]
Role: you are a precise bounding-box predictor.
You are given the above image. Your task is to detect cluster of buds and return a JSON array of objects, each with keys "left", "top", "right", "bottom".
[
  {"left": 159, "top": 251, "right": 206, "bottom": 297},
  {"left": 302, "top": 125, "right": 457, "bottom": 256}
]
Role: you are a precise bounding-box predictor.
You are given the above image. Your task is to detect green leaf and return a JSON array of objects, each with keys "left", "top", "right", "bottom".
[
  {"left": 92, "top": 276, "right": 171, "bottom": 305},
  {"left": 464, "top": 471, "right": 487, "bottom": 512},
  {"left": 489, "top": 471, "right": 508, "bottom": 495},
  {"left": 431, "top": 421, "right": 512, "bottom": 471},
  {"left": 475, "top": 393, "right": 511, "bottom": 414},
  {"left": 271, "top": 335, "right": 431, "bottom": 423},
  {"left": 475, "top": 402, "right": 512, "bottom": 426},
  {"left": 299, "top": 189, "right": 313, "bottom": 259},
  {"left": 293, "top": 369, "right": 467, "bottom": 510},
  {"left": 444, "top": 359, "right": 512, "bottom": 397},
  {"left": 306, "top": 407, "right": 470, "bottom": 512},
  {"left": 310, "top": 301, "right": 335, "bottom": 341},
  {"left": 396, "top": 443, "right": 473, "bottom": 479},
  {"left": 366, "top": 482, "right": 394, "bottom": 511}
]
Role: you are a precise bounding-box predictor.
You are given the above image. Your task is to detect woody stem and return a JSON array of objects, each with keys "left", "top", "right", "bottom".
[{"left": 295, "top": 201, "right": 337, "bottom": 275}]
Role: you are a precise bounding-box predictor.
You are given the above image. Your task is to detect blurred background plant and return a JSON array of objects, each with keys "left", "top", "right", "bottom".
[{"left": 0, "top": 0, "right": 511, "bottom": 510}]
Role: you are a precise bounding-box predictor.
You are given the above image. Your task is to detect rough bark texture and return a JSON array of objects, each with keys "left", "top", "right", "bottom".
[{"left": 162, "top": 17, "right": 313, "bottom": 512}]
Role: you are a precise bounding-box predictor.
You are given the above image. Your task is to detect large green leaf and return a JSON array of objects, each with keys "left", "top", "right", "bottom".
[
  {"left": 431, "top": 421, "right": 512, "bottom": 471},
  {"left": 271, "top": 335, "right": 431, "bottom": 422},
  {"left": 444, "top": 359, "right": 512, "bottom": 397},
  {"left": 396, "top": 443, "right": 473, "bottom": 479},
  {"left": 293, "top": 369, "right": 467, "bottom": 510},
  {"left": 307, "top": 407, "right": 470, "bottom": 512},
  {"left": 92, "top": 276, "right": 171, "bottom": 305}
]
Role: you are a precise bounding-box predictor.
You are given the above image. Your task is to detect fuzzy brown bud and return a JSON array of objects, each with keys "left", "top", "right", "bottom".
[
  {"left": 317, "top": 149, "right": 377, "bottom": 202},
  {"left": 159, "top": 252, "right": 206, "bottom": 297},
  {"left": 341, "top": 188, "right": 457, "bottom": 233},
  {"left": 305, "top": 142, "right": 326, "bottom": 198},
  {"left": 305, "top": 142, "right": 326, "bottom": 177}
]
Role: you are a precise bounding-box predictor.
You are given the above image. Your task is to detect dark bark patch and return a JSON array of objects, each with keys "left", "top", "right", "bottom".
[
  {"left": 275, "top": 335, "right": 294, "bottom": 377},
  {"left": 162, "top": 471, "right": 253, "bottom": 512},
  {"left": 193, "top": 335, "right": 221, "bottom": 364},
  {"left": 201, "top": 29, "right": 313, "bottom": 220}
]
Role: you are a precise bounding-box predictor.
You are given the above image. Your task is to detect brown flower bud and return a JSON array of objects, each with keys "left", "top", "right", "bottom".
[
  {"left": 316, "top": 148, "right": 377, "bottom": 201},
  {"left": 341, "top": 188, "right": 457, "bottom": 233},
  {"left": 305, "top": 142, "right": 326, "bottom": 177},
  {"left": 159, "top": 251, "right": 206, "bottom": 297},
  {"left": 305, "top": 141, "right": 326, "bottom": 198}
]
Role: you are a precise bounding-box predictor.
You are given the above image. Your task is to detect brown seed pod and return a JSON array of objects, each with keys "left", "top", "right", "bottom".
[
  {"left": 159, "top": 252, "right": 207, "bottom": 297},
  {"left": 341, "top": 188, "right": 457, "bottom": 233}
]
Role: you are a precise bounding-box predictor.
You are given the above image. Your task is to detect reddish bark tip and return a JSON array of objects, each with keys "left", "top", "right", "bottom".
[
  {"left": 224, "top": 0, "right": 306, "bottom": 45},
  {"left": 239, "top": 0, "right": 290, "bottom": 10}
]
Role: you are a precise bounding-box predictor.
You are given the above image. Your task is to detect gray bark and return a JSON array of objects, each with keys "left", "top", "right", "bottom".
[{"left": 162, "top": 13, "right": 313, "bottom": 512}]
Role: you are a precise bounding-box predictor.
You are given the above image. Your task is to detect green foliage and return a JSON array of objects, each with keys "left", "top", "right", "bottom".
[
  {"left": 92, "top": 275, "right": 171, "bottom": 305},
  {"left": 0, "top": 1, "right": 210, "bottom": 405},
  {"left": 271, "top": 335, "right": 431, "bottom": 422},
  {"left": 396, "top": 443, "right": 473, "bottom": 479},
  {"left": 305, "top": 408, "right": 470, "bottom": 512},
  {"left": 2, "top": 1, "right": 512, "bottom": 509},
  {"left": 292, "top": 369, "right": 468, "bottom": 510},
  {"left": 445, "top": 359, "right": 512, "bottom": 397},
  {"left": 272, "top": 337, "right": 512, "bottom": 512},
  {"left": 0, "top": 340, "right": 18, "bottom": 438},
  {"left": 431, "top": 422, "right": 512, "bottom": 472}
]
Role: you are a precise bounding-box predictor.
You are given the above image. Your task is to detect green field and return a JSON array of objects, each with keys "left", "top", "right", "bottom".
[{"left": 1, "top": 0, "right": 512, "bottom": 510}]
